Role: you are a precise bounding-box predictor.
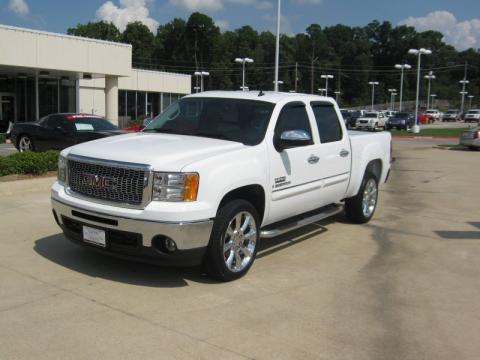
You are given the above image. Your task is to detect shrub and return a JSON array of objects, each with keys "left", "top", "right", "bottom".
[{"left": 0, "top": 150, "right": 59, "bottom": 177}]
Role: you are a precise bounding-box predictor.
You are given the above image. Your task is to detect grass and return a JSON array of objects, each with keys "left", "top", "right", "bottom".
[{"left": 389, "top": 128, "right": 470, "bottom": 137}]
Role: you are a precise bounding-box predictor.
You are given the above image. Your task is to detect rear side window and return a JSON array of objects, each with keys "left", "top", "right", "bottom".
[
  {"left": 274, "top": 102, "right": 313, "bottom": 142},
  {"left": 311, "top": 102, "right": 343, "bottom": 143}
]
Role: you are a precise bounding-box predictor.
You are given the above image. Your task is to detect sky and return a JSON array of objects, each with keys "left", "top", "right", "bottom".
[{"left": 1, "top": 0, "right": 479, "bottom": 51}]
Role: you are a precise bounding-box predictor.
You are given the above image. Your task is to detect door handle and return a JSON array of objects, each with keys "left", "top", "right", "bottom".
[
  {"left": 307, "top": 155, "right": 319, "bottom": 164},
  {"left": 339, "top": 149, "right": 350, "bottom": 157}
]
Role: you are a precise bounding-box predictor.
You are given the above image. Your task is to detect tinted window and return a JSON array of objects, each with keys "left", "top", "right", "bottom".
[
  {"left": 145, "top": 98, "right": 274, "bottom": 146},
  {"left": 364, "top": 112, "right": 378, "bottom": 117},
  {"left": 72, "top": 117, "right": 117, "bottom": 131},
  {"left": 311, "top": 103, "right": 343, "bottom": 143},
  {"left": 46, "top": 115, "right": 71, "bottom": 131},
  {"left": 395, "top": 112, "right": 410, "bottom": 118},
  {"left": 274, "top": 103, "right": 313, "bottom": 142}
]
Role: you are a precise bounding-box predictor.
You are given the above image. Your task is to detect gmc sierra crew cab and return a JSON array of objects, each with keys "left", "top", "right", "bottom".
[{"left": 51, "top": 91, "right": 392, "bottom": 281}]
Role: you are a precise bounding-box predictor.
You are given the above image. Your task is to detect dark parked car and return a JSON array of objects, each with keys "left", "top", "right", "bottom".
[
  {"left": 10, "top": 113, "right": 125, "bottom": 152},
  {"left": 348, "top": 110, "right": 364, "bottom": 129},
  {"left": 386, "top": 112, "right": 415, "bottom": 130}
]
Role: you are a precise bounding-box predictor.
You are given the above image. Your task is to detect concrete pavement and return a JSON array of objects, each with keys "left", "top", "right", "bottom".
[{"left": 0, "top": 139, "right": 479, "bottom": 359}]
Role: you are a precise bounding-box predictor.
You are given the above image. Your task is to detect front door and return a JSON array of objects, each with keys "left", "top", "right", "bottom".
[
  {"left": 0, "top": 93, "right": 16, "bottom": 133},
  {"left": 267, "top": 101, "right": 325, "bottom": 224}
]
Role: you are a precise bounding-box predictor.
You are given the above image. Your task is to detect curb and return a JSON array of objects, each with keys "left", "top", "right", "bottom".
[{"left": 392, "top": 135, "right": 458, "bottom": 140}]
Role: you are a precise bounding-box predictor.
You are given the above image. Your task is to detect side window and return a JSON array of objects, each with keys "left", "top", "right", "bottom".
[
  {"left": 311, "top": 102, "right": 343, "bottom": 143},
  {"left": 46, "top": 115, "right": 72, "bottom": 132},
  {"left": 274, "top": 102, "right": 313, "bottom": 143}
]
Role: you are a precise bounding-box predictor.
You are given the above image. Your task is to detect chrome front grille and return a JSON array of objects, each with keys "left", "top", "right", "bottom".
[{"left": 67, "top": 156, "right": 151, "bottom": 208}]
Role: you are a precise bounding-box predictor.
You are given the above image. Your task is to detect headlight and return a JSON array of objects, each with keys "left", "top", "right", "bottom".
[
  {"left": 152, "top": 172, "right": 199, "bottom": 202},
  {"left": 58, "top": 155, "right": 67, "bottom": 184}
]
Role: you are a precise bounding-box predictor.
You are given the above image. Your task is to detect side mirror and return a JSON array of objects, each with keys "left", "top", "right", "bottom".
[{"left": 274, "top": 130, "right": 312, "bottom": 151}]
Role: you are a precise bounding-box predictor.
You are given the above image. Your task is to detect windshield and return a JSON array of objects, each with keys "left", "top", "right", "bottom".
[
  {"left": 446, "top": 111, "right": 457, "bottom": 114},
  {"left": 394, "top": 112, "right": 410, "bottom": 118},
  {"left": 144, "top": 97, "right": 275, "bottom": 145},
  {"left": 467, "top": 110, "right": 480, "bottom": 114},
  {"left": 72, "top": 117, "right": 118, "bottom": 131},
  {"left": 364, "top": 112, "right": 377, "bottom": 117}
]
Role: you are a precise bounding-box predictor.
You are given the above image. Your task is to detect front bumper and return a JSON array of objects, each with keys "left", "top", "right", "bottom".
[{"left": 52, "top": 198, "right": 213, "bottom": 266}]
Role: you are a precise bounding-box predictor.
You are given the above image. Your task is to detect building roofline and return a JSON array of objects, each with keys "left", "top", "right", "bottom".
[
  {"left": 0, "top": 24, "right": 132, "bottom": 48},
  {"left": 131, "top": 68, "right": 191, "bottom": 79}
]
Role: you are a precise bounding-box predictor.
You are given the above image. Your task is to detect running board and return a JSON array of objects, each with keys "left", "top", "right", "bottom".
[{"left": 260, "top": 204, "right": 344, "bottom": 239}]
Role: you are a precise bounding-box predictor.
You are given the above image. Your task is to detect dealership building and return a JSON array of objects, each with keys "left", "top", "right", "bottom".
[{"left": 0, "top": 24, "right": 191, "bottom": 132}]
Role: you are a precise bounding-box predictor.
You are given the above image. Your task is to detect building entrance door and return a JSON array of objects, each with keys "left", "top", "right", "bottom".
[{"left": 0, "top": 93, "right": 16, "bottom": 133}]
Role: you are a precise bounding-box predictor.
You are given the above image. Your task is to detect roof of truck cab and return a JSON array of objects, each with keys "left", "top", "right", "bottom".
[{"left": 185, "top": 90, "right": 334, "bottom": 104}]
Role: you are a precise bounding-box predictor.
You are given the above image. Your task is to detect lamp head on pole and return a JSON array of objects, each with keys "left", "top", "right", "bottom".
[{"left": 368, "top": 81, "right": 379, "bottom": 86}]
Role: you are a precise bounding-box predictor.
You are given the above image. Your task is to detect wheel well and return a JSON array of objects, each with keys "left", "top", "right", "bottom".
[
  {"left": 218, "top": 185, "right": 265, "bottom": 222},
  {"left": 366, "top": 159, "right": 382, "bottom": 182},
  {"left": 16, "top": 133, "right": 29, "bottom": 147}
]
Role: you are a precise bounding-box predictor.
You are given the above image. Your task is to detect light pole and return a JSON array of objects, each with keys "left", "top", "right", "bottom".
[
  {"left": 274, "top": 0, "right": 281, "bottom": 92},
  {"left": 194, "top": 71, "right": 210, "bottom": 92},
  {"left": 409, "top": 48, "right": 432, "bottom": 133},
  {"left": 388, "top": 88, "right": 397, "bottom": 111},
  {"left": 273, "top": 80, "right": 284, "bottom": 91},
  {"left": 468, "top": 95, "right": 474, "bottom": 109},
  {"left": 368, "top": 81, "right": 379, "bottom": 111},
  {"left": 395, "top": 64, "right": 411, "bottom": 112},
  {"left": 193, "top": 86, "right": 201, "bottom": 93},
  {"left": 317, "top": 88, "right": 326, "bottom": 96},
  {"left": 424, "top": 71, "right": 436, "bottom": 109},
  {"left": 430, "top": 94, "right": 437, "bottom": 109},
  {"left": 334, "top": 91, "right": 341, "bottom": 103},
  {"left": 459, "top": 79, "right": 469, "bottom": 113},
  {"left": 234, "top": 57, "right": 254, "bottom": 91},
  {"left": 321, "top": 74, "right": 334, "bottom": 97}
]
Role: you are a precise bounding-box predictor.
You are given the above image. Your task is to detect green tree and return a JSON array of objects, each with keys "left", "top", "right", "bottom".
[
  {"left": 67, "top": 21, "right": 121, "bottom": 42},
  {"left": 122, "top": 22, "right": 155, "bottom": 67}
]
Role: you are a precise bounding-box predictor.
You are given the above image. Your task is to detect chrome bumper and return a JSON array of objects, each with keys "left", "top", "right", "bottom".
[{"left": 51, "top": 198, "right": 213, "bottom": 250}]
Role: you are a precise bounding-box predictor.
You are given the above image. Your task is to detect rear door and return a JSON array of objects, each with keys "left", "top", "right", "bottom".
[{"left": 309, "top": 101, "right": 350, "bottom": 205}]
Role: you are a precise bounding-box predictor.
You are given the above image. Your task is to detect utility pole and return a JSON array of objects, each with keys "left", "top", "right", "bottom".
[{"left": 460, "top": 62, "right": 469, "bottom": 114}]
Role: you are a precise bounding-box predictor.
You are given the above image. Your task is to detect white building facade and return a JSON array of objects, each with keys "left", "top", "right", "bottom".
[{"left": 0, "top": 24, "right": 191, "bottom": 131}]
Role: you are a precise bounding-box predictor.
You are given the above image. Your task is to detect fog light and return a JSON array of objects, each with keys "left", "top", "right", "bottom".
[{"left": 165, "top": 238, "right": 177, "bottom": 252}]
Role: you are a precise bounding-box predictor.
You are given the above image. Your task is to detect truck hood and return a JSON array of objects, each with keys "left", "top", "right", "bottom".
[{"left": 66, "top": 132, "right": 245, "bottom": 171}]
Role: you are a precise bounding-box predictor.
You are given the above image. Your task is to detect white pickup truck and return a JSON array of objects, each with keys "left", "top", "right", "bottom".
[{"left": 51, "top": 91, "right": 391, "bottom": 281}]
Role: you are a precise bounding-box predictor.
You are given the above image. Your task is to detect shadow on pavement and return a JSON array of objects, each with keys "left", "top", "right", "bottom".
[
  {"left": 34, "top": 214, "right": 342, "bottom": 286},
  {"left": 34, "top": 233, "right": 212, "bottom": 288},
  {"left": 435, "top": 222, "right": 480, "bottom": 240}
]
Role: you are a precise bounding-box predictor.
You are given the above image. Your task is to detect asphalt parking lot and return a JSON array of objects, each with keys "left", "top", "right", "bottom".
[{"left": 1, "top": 138, "right": 479, "bottom": 360}]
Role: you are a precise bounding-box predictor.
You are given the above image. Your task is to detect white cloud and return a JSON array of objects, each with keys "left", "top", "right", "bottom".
[
  {"left": 399, "top": 11, "right": 480, "bottom": 51},
  {"left": 169, "top": 0, "right": 272, "bottom": 12},
  {"left": 215, "top": 19, "right": 230, "bottom": 31},
  {"left": 95, "top": 0, "right": 159, "bottom": 32},
  {"left": 8, "top": 0, "right": 29, "bottom": 16}
]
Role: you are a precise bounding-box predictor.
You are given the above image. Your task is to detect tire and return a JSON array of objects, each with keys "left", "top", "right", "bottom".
[
  {"left": 18, "top": 135, "right": 35, "bottom": 152},
  {"left": 345, "top": 172, "right": 379, "bottom": 224},
  {"left": 204, "top": 199, "right": 260, "bottom": 281}
]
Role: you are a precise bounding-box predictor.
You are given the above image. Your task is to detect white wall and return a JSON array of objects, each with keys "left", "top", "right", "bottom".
[{"left": 0, "top": 25, "right": 131, "bottom": 77}]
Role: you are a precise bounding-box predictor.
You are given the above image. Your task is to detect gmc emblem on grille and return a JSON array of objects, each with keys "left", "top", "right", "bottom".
[{"left": 80, "top": 173, "right": 117, "bottom": 189}]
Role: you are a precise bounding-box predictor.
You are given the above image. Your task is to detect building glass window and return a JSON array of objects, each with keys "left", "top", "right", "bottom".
[
  {"left": 118, "top": 90, "right": 126, "bottom": 118},
  {"left": 38, "top": 78, "right": 58, "bottom": 118},
  {"left": 126, "top": 90, "right": 136, "bottom": 120},
  {"left": 59, "top": 78, "right": 76, "bottom": 113},
  {"left": 137, "top": 91, "right": 146, "bottom": 120}
]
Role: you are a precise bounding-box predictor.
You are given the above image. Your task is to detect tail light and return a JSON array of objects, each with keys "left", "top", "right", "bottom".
[{"left": 474, "top": 131, "right": 480, "bottom": 139}]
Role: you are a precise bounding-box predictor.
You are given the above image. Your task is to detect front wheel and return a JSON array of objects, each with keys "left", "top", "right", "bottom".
[
  {"left": 345, "top": 173, "right": 378, "bottom": 224},
  {"left": 204, "top": 199, "right": 260, "bottom": 281}
]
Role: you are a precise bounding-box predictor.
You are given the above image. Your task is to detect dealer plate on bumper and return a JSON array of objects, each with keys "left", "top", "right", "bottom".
[{"left": 83, "top": 226, "right": 106, "bottom": 247}]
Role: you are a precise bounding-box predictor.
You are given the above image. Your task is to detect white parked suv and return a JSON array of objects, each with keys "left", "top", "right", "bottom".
[
  {"left": 51, "top": 91, "right": 392, "bottom": 281},
  {"left": 355, "top": 111, "right": 387, "bottom": 131},
  {"left": 464, "top": 109, "right": 480, "bottom": 123}
]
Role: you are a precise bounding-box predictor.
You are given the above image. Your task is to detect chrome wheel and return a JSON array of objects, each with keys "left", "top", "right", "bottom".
[
  {"left": 362, "top": 178, "right": 377, "bottom": 218},
  {"left": 18, "top": 136, "right": 32, "bottom": 152},
  {"left": 223, "top": 211, "right": 257, "bottom": 273}
]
